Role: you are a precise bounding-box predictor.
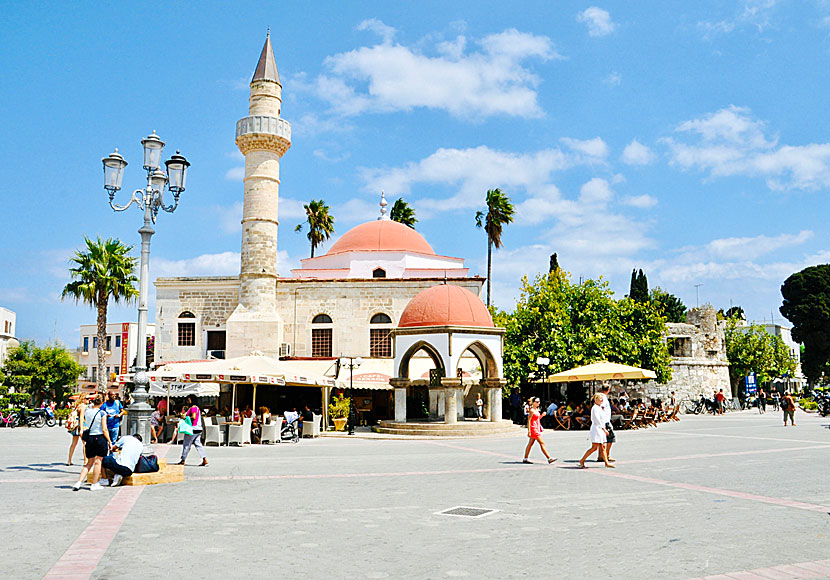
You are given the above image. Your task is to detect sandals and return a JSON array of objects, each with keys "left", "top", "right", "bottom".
[{"left": 548, "top": 458, "right": 556, "bottom": 464}]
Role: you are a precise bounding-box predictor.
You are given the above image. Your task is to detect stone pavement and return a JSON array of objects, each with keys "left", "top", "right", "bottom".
[{"left": 1, "top": 409, "right": 828, "bottom": 580}]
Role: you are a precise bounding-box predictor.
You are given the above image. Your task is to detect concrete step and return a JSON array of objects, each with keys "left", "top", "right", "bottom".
[{"left": 375, "top": 420, "right": 522, "bottom": 437}]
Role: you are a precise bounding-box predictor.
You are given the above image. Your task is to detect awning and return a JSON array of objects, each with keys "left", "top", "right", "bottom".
[
  {"left": 145, "top": 352, "right": 344, "bottom": 388},
  {"left": 538, "top": 361, "right": 657, "bottom": 383},
  {"left": 147, "top": 382, "right": 220, "bottom": 398}
]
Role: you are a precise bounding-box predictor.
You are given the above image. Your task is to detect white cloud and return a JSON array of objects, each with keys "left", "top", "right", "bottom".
[
  {"left": 152, "top": 252, "right": 240, "bottom": 278},
  {"left": 621, "top": 139, "right": 656, "bottom": 165},
  {"left": 704, "top": 230, "right": 813, "bottom": 261},
  {"left": 697, "top": 1, "right": 781, "bottom": 39},
  {"left": 579, "top": 177, "right": 613, "bottom": 204},
  {"left": 577, "top": 7, "right": 617, "bottom": 37},
  {"left": 663, "top": 106, "right": 830, "bottom": 191},
  {"left": 225, "top": 167, "right": 245, "bottom": 181},
  {"left": 310, "top": 25, "right": 560, "bottom": 119},
  {"left": 623, "top": 194, "right": 657, "bottom": 208},
  {"left": 356, "top": 18, "right": 397, "bottom": 44},
  {"left": 560, "top": 137, "right": 608, "bottom": 159},
  {"left": 604, "top": 71, "right": 622, "bottom": 86},
  {"left": 361, "top": 145, "right": 571, "bottom": 210}
]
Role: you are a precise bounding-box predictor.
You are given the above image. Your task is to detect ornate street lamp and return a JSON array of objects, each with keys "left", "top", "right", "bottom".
[
  {"left": 339, "top": 356, "right": 362, "bottom": 435},
  {"left": 102, "top": 132, "right": 190, "bottom": 450}
]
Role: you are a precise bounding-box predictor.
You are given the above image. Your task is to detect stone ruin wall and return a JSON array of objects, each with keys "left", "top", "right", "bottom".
[{"left": 622, "top": 306, "right": 731, "bottom": 404}]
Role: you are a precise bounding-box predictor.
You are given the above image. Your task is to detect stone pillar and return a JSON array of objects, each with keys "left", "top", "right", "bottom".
[
  {"left": 429, "top": 388, "right": 444, "bottom": 420},
  {"left": 441, "top": 378, "right": 462, "bottom": 424},
  {"left": 390, "top": 378, "right": 410, "bottom": 423},
  {"left": 481, "top": 378, "right": 506, "bottom": 422}
]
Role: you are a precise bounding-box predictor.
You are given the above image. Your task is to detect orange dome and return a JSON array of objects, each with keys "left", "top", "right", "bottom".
[
  {"left": 399, "top": 285, "right": 494, "bottom": 328},
  {"left": 326, "top": 220, "right": 436, "bottom": 256}
]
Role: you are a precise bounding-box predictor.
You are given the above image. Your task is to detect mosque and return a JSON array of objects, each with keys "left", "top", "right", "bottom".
[{"left": 153, "top": 34, "right": 506, "bottom": 427}]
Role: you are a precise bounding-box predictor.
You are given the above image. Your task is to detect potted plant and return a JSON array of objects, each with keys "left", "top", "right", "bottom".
[{"left": 329, "top": 394, "right": 350, "bottom": 431}]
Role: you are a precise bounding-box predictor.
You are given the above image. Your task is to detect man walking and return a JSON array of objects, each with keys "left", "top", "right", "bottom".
[
  {"left": 716, "top": 389, "right": 726, "bottom": 415},
  {"left": 782, "top": 391, "right": 796, "bottom": 427},
  {"left": 102, "top": 391, "right": 126, "bottom": 443},
  {"left": 594, "top": 383, "right": 615, "bottom": 462},
  {"left": 758, "top": 389, "right": 766, "bottom": 414}
]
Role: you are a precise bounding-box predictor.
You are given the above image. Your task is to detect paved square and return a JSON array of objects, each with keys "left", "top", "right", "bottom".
[{"left": 2, "top": 410, "right": 829, "bottom": 579}]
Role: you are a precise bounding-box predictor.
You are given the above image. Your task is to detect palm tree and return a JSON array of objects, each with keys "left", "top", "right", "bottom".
[
  {"left": 295, "top": 199, "right": 335, "bottom": 258},
  {"left": 61, "top": 236, "right": 138, "bottom": 392},
  {"left": 390, "top": 197, "right": 417, "bottom": 228},
  {"left": 475, "top": 188, "right": 515, "bottom": 307}
]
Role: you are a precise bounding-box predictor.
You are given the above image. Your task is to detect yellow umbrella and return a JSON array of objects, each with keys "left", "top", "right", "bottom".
[{"left": 541, "top": 361, "right": 657, "bottom": 383}]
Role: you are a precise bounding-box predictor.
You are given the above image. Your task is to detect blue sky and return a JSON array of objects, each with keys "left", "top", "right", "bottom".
[{"left": 2, "top": 1, "right": 830, "bottom": 347}]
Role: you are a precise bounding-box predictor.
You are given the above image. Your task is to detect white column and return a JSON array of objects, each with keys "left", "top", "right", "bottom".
[{"left": 394, "top": 388, "right": 406, "bottom": 422}]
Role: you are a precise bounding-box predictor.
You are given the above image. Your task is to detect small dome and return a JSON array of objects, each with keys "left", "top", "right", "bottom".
[
  {"left": 326, "top": 220, "right": 436, "bottom": 256},
  {"left": 399, "top": 285, "right": 493, "bottom": 328}
]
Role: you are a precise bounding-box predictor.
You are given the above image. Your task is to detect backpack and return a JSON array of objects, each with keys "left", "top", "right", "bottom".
[
  {"left": 65, "top": 410, "right": 78, "bottom": 432},
  {"left": 136, "top": 454, "right": 160, "bottom": 473}
]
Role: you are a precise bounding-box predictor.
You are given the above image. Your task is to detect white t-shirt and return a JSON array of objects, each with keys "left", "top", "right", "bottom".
[
  {"left": 599, "top": 392, "right": 611, "bottom": 424},
  {"left": 114, "top": 436, "right": 143, "bottom": 471}
]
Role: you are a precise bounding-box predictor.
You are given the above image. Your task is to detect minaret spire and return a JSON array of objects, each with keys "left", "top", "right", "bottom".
[
  {"left": 252, "top": 29, "right": 280, "bottom": 84},
  {"left": 378, "top": 192, "right": 390, "bottom": 220}
]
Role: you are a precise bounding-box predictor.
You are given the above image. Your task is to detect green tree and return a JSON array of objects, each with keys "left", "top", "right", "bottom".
[
  {"left": 629, "top": 268, "right": 649, "bottom": 302},
  {"left": 61, "top": 236, "right": 138, "bottom": 392},
  {"left": 650, "top": 287, "right": 687, "bottom": 323},
  {"left": 390, "top": 197, "right": 417, "bottom": 228},
  {"left": 0, "top": 341, "right": 84, "bottom": 405},
  {"left": 295, "top": 199, "right": 335, "bottom": 258},
  {"left": 724, "top": 318, "right": 798, "bottom": 395},
  {"left": 549, "top": 253, "right": 559, "bottom": 273},
  {"left": 500, "top": 269, "right": 672, "bottom": 389},
  {"left": 780, "top": 265, "right": 830, "bottom": 383},
  {"left": 475, "top": 188, "right": 515, "bottom": 307}
]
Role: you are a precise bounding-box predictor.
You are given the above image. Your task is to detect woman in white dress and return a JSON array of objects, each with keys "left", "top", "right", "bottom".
[{"left": 578, "top": 393, "right": 615, "bottom": 468}]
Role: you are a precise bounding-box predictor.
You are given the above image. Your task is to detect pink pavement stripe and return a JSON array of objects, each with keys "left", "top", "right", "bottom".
[
  {"left": 589, "top": 469, "right": 830, "bottom": 514},
  {"left": 187, "top": 465, "right": 542, "bottom": 481},
  {"left": 694, "top": 559, "right": 830, "bottom": 580},
  {"left": 661, "top": 431, "right": 827, "bottom": 445},
  {"left": 43, "top": 486, "right": 144, "bottom": 580}
]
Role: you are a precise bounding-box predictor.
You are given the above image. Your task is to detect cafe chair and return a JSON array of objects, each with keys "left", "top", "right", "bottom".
[
  {"left": 260, "top": 423, "right": 278, "bottom": 444},
  {"left": 302, "top": 413, "right": 322, "bottom": 438},
  {"left": 205, "top": 422, "right": 225, "bottom": 446},
  {"left": 228, "top": 417, "right": 252, "bottom": 446}
]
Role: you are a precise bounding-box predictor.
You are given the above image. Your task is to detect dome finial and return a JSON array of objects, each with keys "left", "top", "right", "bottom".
[{"left": 378, "top": 191, "right": 390, "bottom": 220}]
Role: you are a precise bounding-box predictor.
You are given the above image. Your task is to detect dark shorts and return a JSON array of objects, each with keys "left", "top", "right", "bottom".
[
  {"left": 605, "top": 424, "right": 616, "bottom": 443},
  {"left": 102, "top": 455, "right": 133, "bottom": 477},
  {"left": 85, "top": 434, "right": 108, "bottom": 458}
]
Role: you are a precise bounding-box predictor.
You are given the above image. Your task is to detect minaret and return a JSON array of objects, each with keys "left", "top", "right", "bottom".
[{"left": 226, "top": 32, "right": 291, "bottom": 358}]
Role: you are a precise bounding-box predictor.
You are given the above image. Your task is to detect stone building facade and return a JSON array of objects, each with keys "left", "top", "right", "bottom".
[
  {"left": 155, "top": 276, "right": 483, "bottom": 364},
  {"left": 624, "top": 306, "right": 731, "bottom": 403},
  {"left": 152, "top": 35, "right": 486, "bottom": 382}
]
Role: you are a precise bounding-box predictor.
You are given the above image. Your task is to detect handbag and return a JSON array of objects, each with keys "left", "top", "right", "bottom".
[
  {"left": 179, "top": 416, "right": 194, "bottom": 436},
  {"left": 81, "top": 409, "right": 102, "bottom": 442},
  {"left": 136, "top": 454, "right": 160, "bottom": 473}
]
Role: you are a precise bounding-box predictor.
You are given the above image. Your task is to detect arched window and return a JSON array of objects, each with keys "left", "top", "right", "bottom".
[
  {"left": 369, "top": 312, "right": 393, "bottom": 358},
  {"left": 373, "top": 268, "right": 386, "bottom": 278},
  {"left": 311, "top": 313, "right": 333, "bottom": 357},
  {"left": 178, "top": 311, "right": 196, "bottom": 347},
  {"left": 370, "top": 313, "right": 392, "bottom": 324}
]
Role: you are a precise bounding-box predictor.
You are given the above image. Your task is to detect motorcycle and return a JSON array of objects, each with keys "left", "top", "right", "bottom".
[
  {"left": 814, "top": 392, "right": 830, "bottom": 417},
  {"left": 10, "top": 408, "right": 46, "bottom": 428}
]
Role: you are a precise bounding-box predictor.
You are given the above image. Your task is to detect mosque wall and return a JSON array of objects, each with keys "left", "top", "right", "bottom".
[{"left": 154, "top": 276, "right": 484, "bottom": 364}]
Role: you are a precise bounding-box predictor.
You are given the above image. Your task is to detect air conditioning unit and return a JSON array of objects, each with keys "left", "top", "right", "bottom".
[{"left": 279, "top": 343, "right": 292, "bottom": 358}]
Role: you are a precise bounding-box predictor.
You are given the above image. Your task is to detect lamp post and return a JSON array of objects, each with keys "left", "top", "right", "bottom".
[
  {"left": 339, "top": 356, "right": 362, "bottom": 435},
  {"left": 536, "top": 356, "right": 550, "bottom": 401},
  {"left": 102, "top": 132, "right": 190, "bottom": 449}
]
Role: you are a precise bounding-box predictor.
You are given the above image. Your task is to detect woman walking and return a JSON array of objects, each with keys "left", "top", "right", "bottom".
[
  {"left": 178, "top": 398, "right": 208, "bottom": 466},
  {"left": 579, "top": 394, "right": 615, "bottom": 469},
  {"left": 66, "top": 398, "right": 87, "bottom": 465},
  {"left": 72, "top": 394, "right": 112, "bottom": 491},
  {"left": 523, "top": 397, "right": 556, "bottom": 464}
]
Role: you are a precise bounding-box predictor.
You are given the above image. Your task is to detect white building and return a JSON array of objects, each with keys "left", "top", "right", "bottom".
[
  {"left": 152, "top": 36, "right": 493, "bottom": 421},
  {"left": 760, "top": 323, "right": 806, "bottom": 391},
  {"left": 0, "top": 307, "right": 18, "bottom": 365},
  {"left": 77, "top": 322, "right": 155, "bottom": 393}
]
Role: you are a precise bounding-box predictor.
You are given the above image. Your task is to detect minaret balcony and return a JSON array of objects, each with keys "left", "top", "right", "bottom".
[{"left": 236, "top": 116, "right": 292, "bottom": 142}]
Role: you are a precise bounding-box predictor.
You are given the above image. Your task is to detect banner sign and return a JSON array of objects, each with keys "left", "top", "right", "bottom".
[
  {"left": 121, "top": 323, "right": 130, "bottom": 372},
  {"left": 745, "top": 372, "right": 757, "bottom": 395}
]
